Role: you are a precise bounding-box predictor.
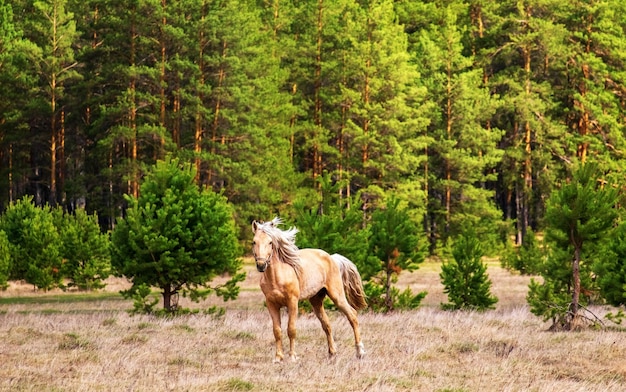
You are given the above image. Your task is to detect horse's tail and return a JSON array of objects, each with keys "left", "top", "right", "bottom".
[{"left": 331, "top": 254, "right": 368, "bottom": 311}]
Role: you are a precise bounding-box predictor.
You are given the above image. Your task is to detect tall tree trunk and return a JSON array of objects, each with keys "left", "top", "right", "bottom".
[
  {"left": 50, "top": 81, "right": 57, "bottom": 206},
  {"left": 445, "top": 55, "right": 453, "bottom": 234},
  {"left": 338, "top": 54, "right": 347, "bottom": 204},
  {"left": 8, "top": 144, "right": 13, "bottom": 203},
  {"left": 575, "top": 16, "right": 594, "bottom": 162},
  {"left": 569, "top": 245, "right": 582, "bottom": 329},
  {"left": 130, "top": 6, "right": 138, "bottom": 198},
  {"left": 313, "top": 0, "right": 324, "bottom": 185},
  {"left": 159, "top": 0, "right": 167, "bottom": 152},
  {"left": 522, "top": 44, "right": 533, "bottom": 243},
  {"left": 361, "top": 20, "right": 372, "bottom": 172},
  {"left": 59, "top": 109, "right": 65, "bottom": 205},
  {"left": 173, "top": 87, "right": 180, "bottom": 147},
  {"left": 194, "top": 1, "right": 206, "bottom": 184},
  {"left": 576, "top": 63, "right": 590, "bottom": 162},
  {"left": 209, "top": 40, "right": 227, "bottom": 185}
]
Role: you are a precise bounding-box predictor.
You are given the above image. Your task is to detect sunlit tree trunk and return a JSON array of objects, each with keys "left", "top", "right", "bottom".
[
  {"left": 312, "top": 0, "right": 324, "bottom": 185},
  {"left": 208, "top": 40, "right": 227, "bottom": 185},
  {"left": 193, "top": 1, "right": 207, "bottom": 184},
  {"left": 158, "top": 0, "right": 167, "bottom": 154},
  {"left": 129, "top": 6, "right": 138, "bottom": 198}
]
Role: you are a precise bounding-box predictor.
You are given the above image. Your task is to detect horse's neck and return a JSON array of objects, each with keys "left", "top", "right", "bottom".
[{"left": 265, "top": 256, "right": 298, "bottom": 285}]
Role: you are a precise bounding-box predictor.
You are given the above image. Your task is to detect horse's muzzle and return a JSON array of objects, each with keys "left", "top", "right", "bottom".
[{"left": 256, "top": 263, "right": 267, "bottom": 272}]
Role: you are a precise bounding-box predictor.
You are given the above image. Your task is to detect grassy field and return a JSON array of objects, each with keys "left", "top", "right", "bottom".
[{"left": 1, "top": 259, "right": 625, "bottom": 392}]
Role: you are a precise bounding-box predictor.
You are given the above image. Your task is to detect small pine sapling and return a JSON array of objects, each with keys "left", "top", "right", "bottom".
[{"left": 440, "top": 232, "right": 498, "bottom": 311}]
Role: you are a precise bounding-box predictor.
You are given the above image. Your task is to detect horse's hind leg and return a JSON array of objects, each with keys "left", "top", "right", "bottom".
[
  {"left": 310, "top": 291, "right": 336, "bottom": 358},
  {"left": 327, "top": 288, "right": 365, "bottom": 359}
]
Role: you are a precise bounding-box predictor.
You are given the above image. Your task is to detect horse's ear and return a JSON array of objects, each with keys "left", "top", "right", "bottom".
[{"left": 252, "top": 220, "right": 258, "bottom": 233}]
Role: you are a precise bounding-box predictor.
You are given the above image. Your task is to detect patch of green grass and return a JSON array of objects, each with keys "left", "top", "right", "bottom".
[
  {"left": 58, "top": 333, "right": 93, "bottom": 350},
  {"left": 222, "top": 378, "right": 255, "bottom": 391},
  {"left": 121, "top": 333, "right": 148, "bottom": 345},
  {"left": 436, "top": 389, "right": 470, "bottom": 392},
  {"left": 101, "top": 317, "right": 117, "bottom": 326},
  {"left": 0, "top": 292, "right": 126, "bottom": 305},
  {"left": 136, "top": 322, "right": 154, "bottom": 330},
  {"left": 441, "top": 341, "right": 479, "bottom": 355},
  {"left": 167, "top": 357, "right": 198, "bottom": 367},
  {"left": 38, "top": 309, "right": 63, "bottom": 315},
  {"left": 224, "top": 330, "right": 255, "bottom": 341},
  {"left": 171, "top": 323, "right": 195, "bottom": 333},
  {"left": 16, "top": 308, "right": 123, "bottom": 316}
]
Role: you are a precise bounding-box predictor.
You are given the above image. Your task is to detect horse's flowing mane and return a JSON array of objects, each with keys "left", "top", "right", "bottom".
[{"left": 258, "top": 217, "right": 303, "bottom": 277}]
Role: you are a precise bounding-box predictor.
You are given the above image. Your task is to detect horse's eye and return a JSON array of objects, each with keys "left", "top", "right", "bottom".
[{"left": 252, "top": 241, "right": 256, "bottom": 246}]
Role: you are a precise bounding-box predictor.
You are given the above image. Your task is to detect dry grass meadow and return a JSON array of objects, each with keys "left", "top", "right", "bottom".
[{"left": 1, "top": 259, "right": 625, "bottom": 392}]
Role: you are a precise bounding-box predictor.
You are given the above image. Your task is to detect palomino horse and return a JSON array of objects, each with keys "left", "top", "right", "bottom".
[{"left": 252, "top": 218, "right": 367, "bottom": 362}]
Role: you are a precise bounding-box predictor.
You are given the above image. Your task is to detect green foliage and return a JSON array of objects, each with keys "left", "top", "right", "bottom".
[
  {"left": 364, "top": 281, "right": 427, "bottom": 313},
  {"left": 293, "top": 174, "right": 371, "bottom": 269},
  {"left": 125, "top": 283, "right": 159, "bottom": 316},
  {"left": 440, "top": 232, "right": 498, "bottom": 311},
  {"left": 3, "top": 0, "right": 626, "bottom": 277},
  {"left": 366, "top": 197, "right": 427, "bottom": 312},
  {"left": 0, "top": 196, "right": 112, "bottom": 291},
  {"left": 605, "top": 309, "right": 625, "bottom": 326},
  {"left": 0, "top": 197, "right": 63, "bottom": 290},
  {"left": 0, "top": 230, "right": 10, "bottom": 289},
  {"left": 544, "top": 163, "right": 619, "bottom": 251},
  {"left": 527, "top": 245, "right": 596, "bottom": 325},
  {"left": 527, "top": 276, "right": 574, "bottom": 328},
  {"left": 594, "top": 222, "right": 626, "bottom": 307},
  {"left": 528, "top": 163, "right": 619, "bottom": 327},
  {"left": 501, "top": 230, "right": 544, "bottom": 275},
  {"left": 55, "top": 208, "right": 111, "bottom": 291},
  {"left": 110, "top": 157, "right": 244, "bottom": 313}
]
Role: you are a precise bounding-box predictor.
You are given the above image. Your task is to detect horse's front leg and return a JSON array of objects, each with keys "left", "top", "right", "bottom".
[
  {"left": 286, "top": 298, "right": 299, "bottom": 361},
  {"left": 267, "top": 302, "right": 284, "bottom": 363}
]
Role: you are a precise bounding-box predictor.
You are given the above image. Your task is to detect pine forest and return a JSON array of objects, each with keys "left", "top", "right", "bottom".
[{"left": 1, "top": 0, "right": 626, "bottom": 253}]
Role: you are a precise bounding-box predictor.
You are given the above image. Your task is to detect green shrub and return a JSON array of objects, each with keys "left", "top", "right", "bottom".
[{"left": 440, "top": 232, "right": 497, "bottom": 311}]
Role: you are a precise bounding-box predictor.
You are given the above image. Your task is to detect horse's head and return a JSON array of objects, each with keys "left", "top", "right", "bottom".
[{"left": 252, "top": 220, "right": 274, "bottom": 272}]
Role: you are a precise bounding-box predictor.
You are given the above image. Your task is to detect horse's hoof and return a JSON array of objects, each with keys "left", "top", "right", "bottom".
[
  {"left": 356, "top": 343, "right": 366, "bottom": 359},
  {"left": 273, "top": 357, "right": 284, "bottom": 364},
  {"left": 289, "top": 355, "right": 298, "bottom": 362}
]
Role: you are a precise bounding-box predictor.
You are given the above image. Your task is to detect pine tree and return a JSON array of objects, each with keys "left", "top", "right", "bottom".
[
  {"left": 367, "top": 197, "right": 427, "bottom": 312},
  {"left": 339, "top": 0, "right": 430, "bottom": 202},
  {"left": 193, "top": 0, "right": 300, "bottom": 230},
  {"left": 489, "top": 0, "right": 569, "bottom": 244},
  {"left": 527, "top": 245, "right": 595, "bottom": 328},
  {"left": 110, "top": 157, "right": 244, "bottom": 313},
  {"left": 408, "top": 1, "right": 503, "bottom": 252},
  {"left": 557, "top": 0, "right": 626, "bottom": 170},
  {"left": 0, "top": 196, "right": 63, "bottom": 290},
  {"left": 0, "top": 0, "right": 40, "bottom": 207},
  {"left": 26, "top": 0, "right": 81, "bottom": 206},
  {"left": 55, "top": 207, "right": 111, "bottom": 291},
  {"left": 440, "top": 231, "right": 498, "bottom": 311},
  {"left": 528, "top": 162, "right": 618, "bottom": 329}
]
